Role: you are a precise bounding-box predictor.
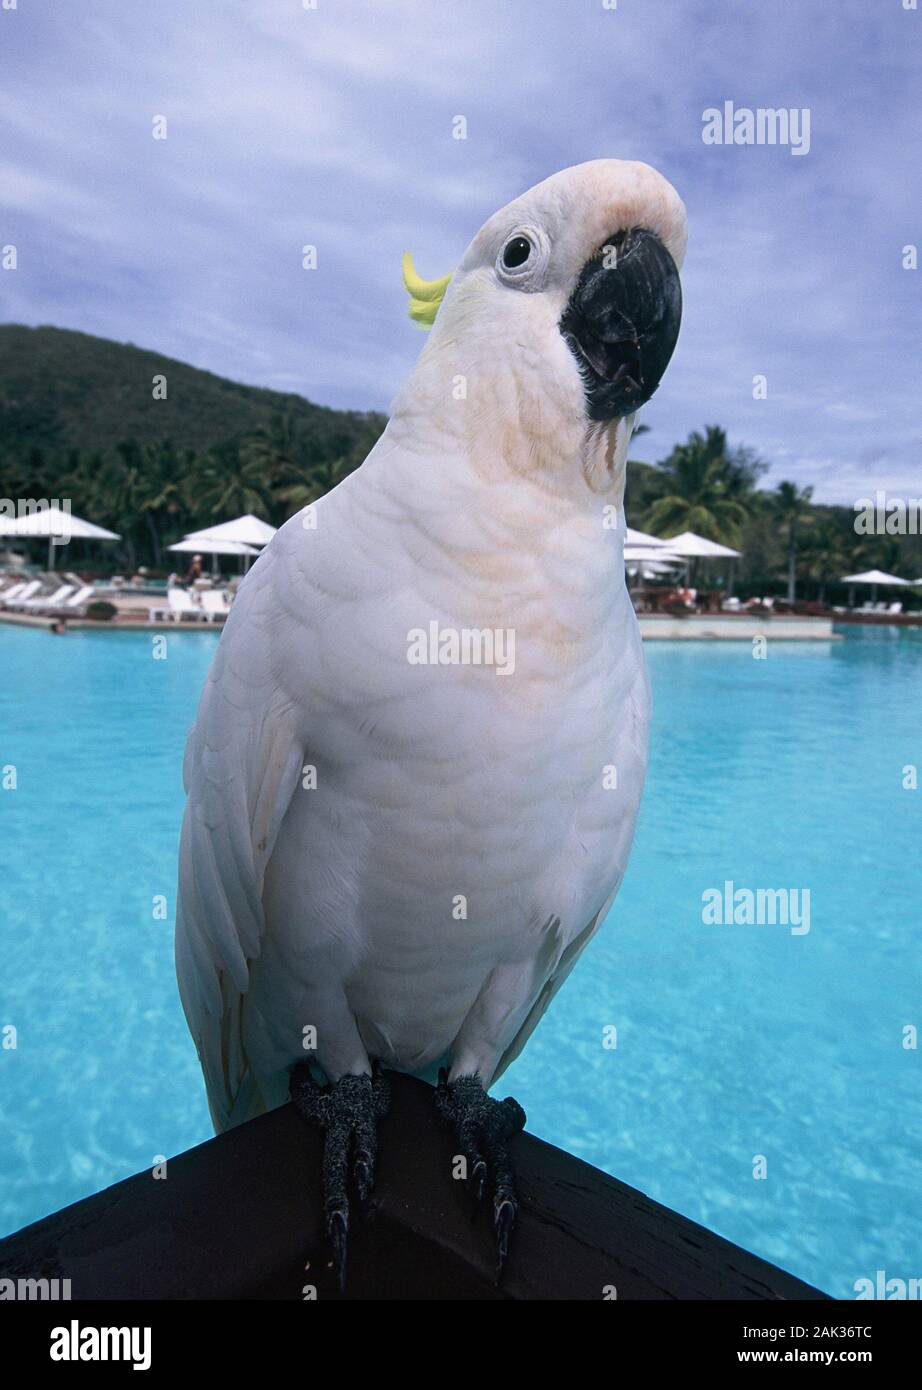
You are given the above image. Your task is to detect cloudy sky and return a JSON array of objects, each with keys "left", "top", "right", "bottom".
[{"left": 2, "top": 0, "right": 919, "bottom": 503}]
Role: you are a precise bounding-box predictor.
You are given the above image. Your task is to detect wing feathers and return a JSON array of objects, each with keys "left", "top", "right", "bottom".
[{"left": 176, "top": 553, "right": 305, "bottom": 1130}]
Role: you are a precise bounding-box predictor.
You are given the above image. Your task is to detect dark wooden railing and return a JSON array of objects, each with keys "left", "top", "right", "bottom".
[{"left": 0, "top": 1073, "right": 827, "bottom": 1300}]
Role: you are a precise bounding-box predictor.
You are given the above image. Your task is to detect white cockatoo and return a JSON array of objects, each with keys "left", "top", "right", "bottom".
[{"left": 176, "top": 159, "right": 686, "bottom": 1283}]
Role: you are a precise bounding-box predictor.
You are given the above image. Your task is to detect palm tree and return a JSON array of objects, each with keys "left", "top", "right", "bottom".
[
  {"left": 275, "top": 455, "right": 360, "bottom": 514},
  {"left": 186, "top": 443, "right": 272, "bottom": 523},
  {"left": 854, "top": 533, "right": 905, "bottom": 576},
  {"left": 239, "top": 414, "right": 359, "bottom": 520},
  {"left": 643, "top": 426, "right": 755, "bottom": 546},
  {"left": 240, "top": 415, "right": 305, "bottom": 500},
  {"left": 59, "top": 441, "right": 146, "bottom": 569},
  {"left": 801, "top": 522, "right": 849, "bottom": 603},
  {"left": 772, "top": 480, "right": 814, "bottom": 602},
  {"left": 136, "top": 441, "right": 188, "bottom": 568}
]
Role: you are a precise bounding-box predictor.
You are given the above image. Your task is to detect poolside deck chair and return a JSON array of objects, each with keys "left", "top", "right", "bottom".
[
  {"left": 46, "top": 584, "right": 95, "bottom": 616},
  {"left": 3, "top": 580, "right": 43, "bottom": 609},
  {"left": 64, "top": 584, "right": 96, "bottom": 608},
  {"left": 167, "top": 587, "right": 208, "bottom": 622},
  {"left": 20, "top": 584, "right": 75, "bottom": 612},
  {"left": 199, "top": 590, "right": 232, "bottom": 622},
  {"left": 887, "top": 601, "right": 903, "bottom": 616}
]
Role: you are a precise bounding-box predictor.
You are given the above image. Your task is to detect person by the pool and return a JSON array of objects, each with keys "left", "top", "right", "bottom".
[{"left": 183, "top": 554, "right": 204, "bottom": 586}]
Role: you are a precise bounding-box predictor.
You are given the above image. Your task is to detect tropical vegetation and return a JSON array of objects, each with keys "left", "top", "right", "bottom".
[{"left": 1, "top": 325, "right": 919, "bottom": 602}]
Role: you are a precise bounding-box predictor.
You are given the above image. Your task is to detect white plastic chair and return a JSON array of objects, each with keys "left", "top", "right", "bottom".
[
  {"left": 168, "top": 587, "right": 207, "bottom": 622},
  {"left": 20, "top": 584, "right": 75, "bottom": 612},
  {"left": 0, "top": 581, "right": 28, "bottom": 606},
  {"left": 199, "top": 590, "right": 231, "bottom": 622},
  {"left": 4, "top": 580, "right": 43, "bottom": 609},
  {"left": 52, "top": 585, "right": 96, "bottom": 614}
]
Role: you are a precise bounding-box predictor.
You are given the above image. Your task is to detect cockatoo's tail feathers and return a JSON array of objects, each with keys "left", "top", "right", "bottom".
[{"left": 401, "top": 251, "right": 452, "bottom": 328}]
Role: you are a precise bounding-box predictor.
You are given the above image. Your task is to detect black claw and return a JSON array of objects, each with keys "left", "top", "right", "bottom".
[
  {"left": 353, "top": 1152, "right": 373, "bottom": 1202},
  {"left": 329, "top": 1207, "right": 349, "bottom": 1291},
  {"left": 434, "top": 1071, "right": 526, "bottom": 1276},
  {"left": 289, "top": 1062, "right": 390, "bottom": 1290},
  {"left": 494, "top": 1196, "right": 516, "bottom": 1274}
]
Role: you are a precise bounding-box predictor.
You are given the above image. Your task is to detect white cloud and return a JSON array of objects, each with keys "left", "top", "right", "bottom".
[{"left": 1, "top": 0, "right": 918, "bottom": 502}]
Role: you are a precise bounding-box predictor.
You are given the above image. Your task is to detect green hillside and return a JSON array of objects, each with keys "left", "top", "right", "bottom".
[
  {"left": 0, "top": 324, "right": 384, "bottom": 461},
  {"left": 0, "top": 325, "right": 916, "bottom": 602},
  {"left": 0, "top": 324, "right": 386, "bottom": 568}
]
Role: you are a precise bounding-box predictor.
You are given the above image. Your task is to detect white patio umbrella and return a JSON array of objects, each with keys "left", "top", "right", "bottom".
[
  {"left": 624, "top": 545, "right": 683, "bottom": 562},
  {"left": 168, "top": 538, "right": 259, "bottom": 556},
  {"left": 180, "top": 514, "right": 276, "bottom": 571},
  {"left": 626, "top": 559, "right": 677, "bottom": 578},
  {"left": 183, "top": 513, "right": 277, "bottom": 548},
  {"left": 650, "top": 530, "right": 742, "bottom": 593},
  {"left": 624, "top": 525, "right": 673, "bottom": 547},
  {"left": 0, "top": 505, "right": 120, "bottom": 569},
  {"left": 656, "top": 530, "right": 741, "bottom": 558},
  {"left": 840, "top": 569, "right": 911, "bottom": 606},
  {"left": 624, "top": 545, "right": 682, "bottom": 588},
  {"left": 168, "top": 536, "right": 259, "bottom": 577}
]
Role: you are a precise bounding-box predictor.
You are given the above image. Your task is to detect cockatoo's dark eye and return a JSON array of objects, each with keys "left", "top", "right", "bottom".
[
  {"left": 495, "top": 226, "right": 549, "bottom": 287},
  {"left": 502, "top": 235, "right": 532, "bottom": 269}
]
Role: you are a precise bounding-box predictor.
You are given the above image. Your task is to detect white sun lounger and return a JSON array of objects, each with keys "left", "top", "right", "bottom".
[
  {"left": 64, "top": 584, "right": 96, "bottom": 609},
  {"left": 19, "top": 584, "right": 75, "bottom": 612},
  {"left": 46, "top": 584, "right": 96, "bottom": 615},
  {"left": 199, "top": 590, "right": 232, "bottom": 622},
  {"left": 3, "top": 580, "right": 43, "bottom": 609},
  {"left": 0, "top": 581, "right": 29, "bottom": 606},
  {"left": 167, "top": 587, "right": 208, "bottom": 622}
]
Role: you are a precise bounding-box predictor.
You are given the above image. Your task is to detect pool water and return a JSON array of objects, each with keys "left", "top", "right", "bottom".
[{"left": 1, "top": 623, "right": 920, "bottom": 1296}]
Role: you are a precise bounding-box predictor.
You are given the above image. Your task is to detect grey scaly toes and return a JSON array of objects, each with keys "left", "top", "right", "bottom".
[
  {"left": 289, "top": 1060, "right": 390, "bottom": 1289},
  {"left": 435, "top": 1068, "right": 526, "bottom": 1276}
]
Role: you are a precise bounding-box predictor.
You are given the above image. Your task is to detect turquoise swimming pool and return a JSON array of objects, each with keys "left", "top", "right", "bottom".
[{"left": 1, "top": 622, "right": 919, "bottom": 1296}]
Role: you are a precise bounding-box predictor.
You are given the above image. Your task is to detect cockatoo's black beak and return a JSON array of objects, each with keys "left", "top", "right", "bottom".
[{"left": 560, "top": 227, "right": 682, "bottom": 421}]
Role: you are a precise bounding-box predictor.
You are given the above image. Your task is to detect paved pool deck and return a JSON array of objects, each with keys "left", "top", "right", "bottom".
[
  {"left": 638, "top": 613, "right": 840, "bottom": 640},
  {"left": 0, "top": 609, "right": 843, "bottom": 638},
  {"left": 0, "top": 590, "right": 226, "bottom": 631}
]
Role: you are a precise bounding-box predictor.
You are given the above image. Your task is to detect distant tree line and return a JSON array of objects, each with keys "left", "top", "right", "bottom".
[
  {"left": 0, "top": 412, "right": 383, "bottom": 572},
  {"left": 627, "top": 425, "right": 922, "bottom": 604},
  {"left": 2, "top": 412, "right": 918, "bottom": 602}
]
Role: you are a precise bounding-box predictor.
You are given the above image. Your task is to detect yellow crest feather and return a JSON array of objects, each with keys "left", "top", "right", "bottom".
[{"left": 401, "top": 251, "right": 452, "bottom": 328}]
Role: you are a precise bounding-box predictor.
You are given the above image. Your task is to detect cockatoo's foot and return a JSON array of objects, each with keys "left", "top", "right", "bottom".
[
  {"left": 435, "top": 1069, "right": 526, "bottom": 1277},
  {"left": 289, "top": 1060, "right": 390, "bottom": 1290}
]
